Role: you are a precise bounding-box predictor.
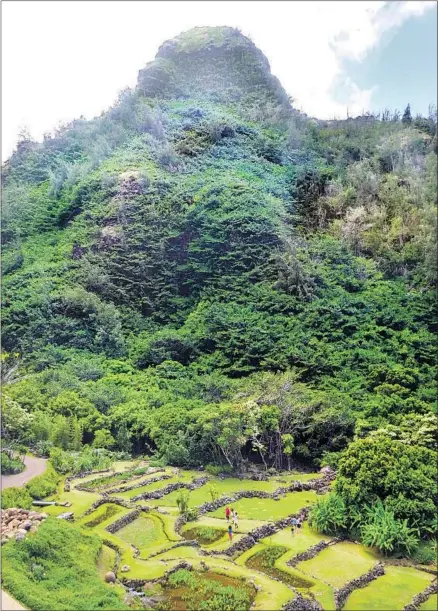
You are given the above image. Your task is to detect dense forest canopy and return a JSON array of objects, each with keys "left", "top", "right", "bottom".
[{"left": 1, "top": 26, "right": 437, "bottom": 546}]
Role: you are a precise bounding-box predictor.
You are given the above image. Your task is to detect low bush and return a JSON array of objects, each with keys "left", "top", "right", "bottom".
[
  {"left": 1, "top": 452, "right": 25, "bottom": 475},
  {"left": 309, "top": 493, "right": 347, "bottom": 535},
  {"left": 1, "top": 486, "right": 33, "bottom": 510},
  {"left": 48, "top": 447, "right": 113, "bottom": 476},
  {"left": 1, "top": 518, "right": 129, "bottom": 610},
  {"left": 26, "top": 465, "right": 61, "bottom": 499},
  {"left": 411, "top": 540, "right": 437, "bottom": 565},
  {"left": 205, "top": 464, "right": 233, "bottom": 476},
  {"left": 360, "top": 501, "right": 419, "bottom": 556}
]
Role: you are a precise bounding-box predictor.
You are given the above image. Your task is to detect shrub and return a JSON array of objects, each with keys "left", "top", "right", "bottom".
[
  {"left": 49, "top": 447, "right": 75, "bottom": 474},
  {"left": 176, "top": 489, "right": 190, "bottom": 515},
  {"left": 1, "top": 452, "right": 25, "bottom": 475},
  {"left": 309, "top": 493, "right": 347, "bottom": 535},
  {"left": 1, "top": 486, "right": 33, "bottom": 510},
  {"left": 411, "top": 540, "right": 437, "bottom": 565},
  {"left": 205, "top": 464, "right": 233, "bottom": 476},
  {"left": 26, "top": 465, "right": 61, "bottom": 499},
  {"left": 360, "top": 501, "right": 419, "bottom": 556},
  {"left": 34, "top": 440, "right": 54, "bottom": 458},
  {"left": 335, "top": 436, "right": 437, "bottom": 537}
]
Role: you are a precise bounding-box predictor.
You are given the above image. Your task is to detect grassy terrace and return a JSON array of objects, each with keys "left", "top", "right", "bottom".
[{"left": 2, "top": 462, "right": 435, "bottom": 611}]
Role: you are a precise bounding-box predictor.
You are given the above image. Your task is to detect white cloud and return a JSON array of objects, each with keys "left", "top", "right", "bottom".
[{"left": 2, "top": 1, "right": 436, "bottom": 160}]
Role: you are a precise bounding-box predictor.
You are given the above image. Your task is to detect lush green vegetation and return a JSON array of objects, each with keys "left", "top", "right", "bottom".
[
  {"left": 1, "top": 518, "right": 128, "bottom": 610},
  {"left": 162, "top": 568, "right": 254, "bottom": 611},
  {"left": 2, "top": 461, "right": 435, "bottom": 610},
  {"left": 2, "top": 465, "right": 61, "bottom": 509},
  {"left": 1, "top": 25, "right": 437, "bottom": 571},
  {"left": 310, "top": 434, "right": 437, "bottom": 554},
  {"left": 1, "top": 451, "right": 25, "bottom": 475}
]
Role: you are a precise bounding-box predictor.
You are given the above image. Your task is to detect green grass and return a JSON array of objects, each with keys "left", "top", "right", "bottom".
[
  {"left": 297, "top": 541, "right": 379, "bottom": 589},
  {"left": 43, "top": 489, "right": 100, "bottom": 518},
  {"left": 419, "top": 594, "right": 438, "bottom": 610},
  {"left": 262, "top": 522, "right": 332, "bottom": 553},
  {"left": 210, "top": 490, "right": 319, "bottom": 521},
  {"left": 343, "top": 565, "right": 435, "bottom": 611},
  {"left": 116, "top": 515, "right": 167, "bottom": 550},
  {"left": 1, "top": 518, "right": 129, "bottom": 611},
  {"left": 97, "top": 545, "right": 116, "bottom": 577}
]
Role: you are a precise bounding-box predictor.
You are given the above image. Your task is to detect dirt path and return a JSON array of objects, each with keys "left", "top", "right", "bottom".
[
  {"left": 1, "top": 455, "right": 47, "bottom": 490},
  {"left": 2, "top": 455, "right": 47, "bottom": 610}
]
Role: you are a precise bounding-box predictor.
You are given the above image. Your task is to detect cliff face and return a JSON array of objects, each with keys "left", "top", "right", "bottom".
[{"left": 137, "top": 27, "right": 291, "bottom": 109}]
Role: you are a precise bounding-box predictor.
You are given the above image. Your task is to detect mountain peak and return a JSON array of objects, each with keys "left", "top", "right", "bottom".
[{"left": 137, "top": 26, "right": 290, "bottom": 108}]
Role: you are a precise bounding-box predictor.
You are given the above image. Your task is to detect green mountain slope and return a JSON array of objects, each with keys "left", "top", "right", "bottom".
[{"left": 2, "top": 25, "right": 436, "bottom": 504}]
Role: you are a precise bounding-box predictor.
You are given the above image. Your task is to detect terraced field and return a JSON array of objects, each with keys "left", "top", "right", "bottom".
[{"left": 38, "top": 463, "right": 437, "bottom": 610}]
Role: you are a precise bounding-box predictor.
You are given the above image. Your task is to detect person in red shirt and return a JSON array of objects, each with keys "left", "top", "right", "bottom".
[{"left": 225, "top": 506, "right": 231, "bottom": 522}]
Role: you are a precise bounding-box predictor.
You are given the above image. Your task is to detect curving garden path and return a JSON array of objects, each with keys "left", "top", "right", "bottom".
[
  {"left": 1, "top": 455, "right": 47, "bottom": 610},
  {"left": 1, "top": 456, "right": 47, "bottom": 490}
]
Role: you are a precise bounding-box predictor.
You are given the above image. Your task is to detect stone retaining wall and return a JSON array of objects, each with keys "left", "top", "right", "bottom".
[
  {"left": 105, "top": 473, "right": 171, "bottom": 495},
  {"left": 132, "top": 475, "right": 209, "bottom": 502},
  {"left": 287, "top": 539, "right": 336, "bottom": 567},
  {"left": 334, "top": 562, "right": 385, "bottom": 610},
  {"left": 132, "top": 481, "right": 186, "bottom": 502},
  {"left": 196, "top": 473, "right": 333, "bottom": 517},
  {"left": 120, "top": 561, "right": 193, "bottom": 588},
  {"left": 282, "top": 594, "right": 323, "bottom": 611},
  {"left": 64, "top": 469, "right": 112, "bottom": 492},
  {"left": 102, "top": 539, "right": 121, "bottom": 572},
  {"left": 105, "top": 510, "right": 140, "bottom": 534},
  {"left": 147, "top": 540, "right": 200, "bottom": 559},
  {"left": 82, "top": 496, "right": 135, "bottom": 517},
  {"left": 207, "top": 507, "right": 311, "bottom": 557},
  {"left": 404, "top": 580, "right": 438, "bottom": 611}
]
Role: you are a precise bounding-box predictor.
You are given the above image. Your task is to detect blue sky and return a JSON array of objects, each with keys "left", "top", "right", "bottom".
[{"left": 335, "top": 4, "right": 437, "bottom": 116}]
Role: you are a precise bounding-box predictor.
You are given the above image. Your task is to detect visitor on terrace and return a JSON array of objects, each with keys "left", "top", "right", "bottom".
[
  {"left": 225, "top": 506, "right": 231, "bottom": 522},
  {"left": 228, "top": 523, "right": 233, "bottom": 542},
  {"left": 291, "top": 517, "right": 297, "bottom": 536}
]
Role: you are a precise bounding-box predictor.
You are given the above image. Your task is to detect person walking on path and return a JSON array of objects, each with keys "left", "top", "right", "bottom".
[
  {"left": 228, "top": 523, "right": 233, "bottom": 542},
  {"left": 296, "top": 516, "right": 302, "bottom": 535},
  {"left": 233, "top": 510, "right": 239, "bottom": 531},
  {"left": 291, "top": 517, "right": 297, "bottom": 536},
  {"left": 225, "top": 506, "right": 231, "bottom": 522}
]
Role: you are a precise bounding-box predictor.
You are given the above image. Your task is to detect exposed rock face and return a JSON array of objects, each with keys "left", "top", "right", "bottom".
[
  {"left": 1, "top": 508, "right": 47, "bottom": 543},
  {"left": 137, "top": 26, "right": 290, "bottom": 112}
]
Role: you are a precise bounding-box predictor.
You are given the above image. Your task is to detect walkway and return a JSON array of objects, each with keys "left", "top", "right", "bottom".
[{"left": 1, "top": 456, "right": 47, "bottom": 490}]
